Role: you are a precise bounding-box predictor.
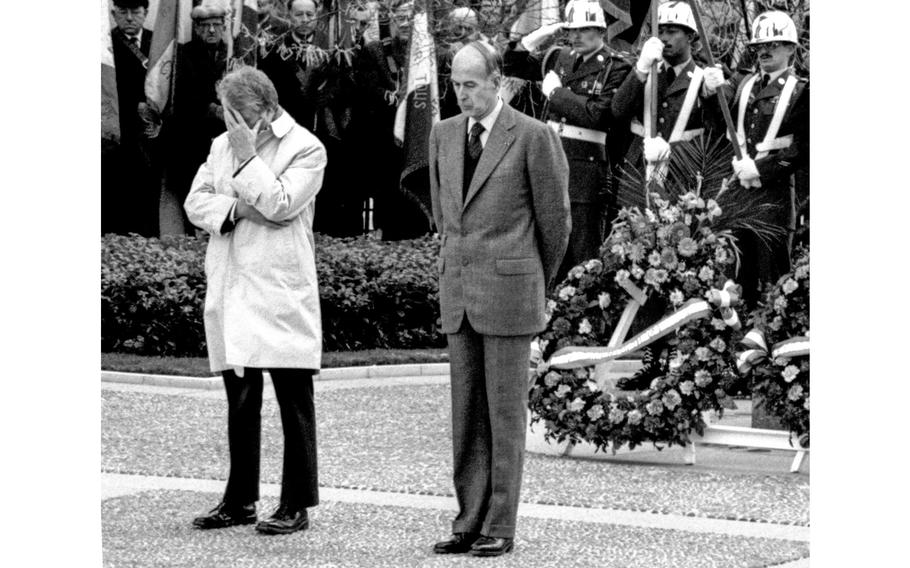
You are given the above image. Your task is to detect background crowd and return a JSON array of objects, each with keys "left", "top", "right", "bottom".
[{"left": 102, "top": 0, "right": 808, "bottom": 241}]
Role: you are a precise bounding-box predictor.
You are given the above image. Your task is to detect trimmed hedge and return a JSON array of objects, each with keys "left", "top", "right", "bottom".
[{"left": 101, "top": 233, "right": 443, "bottom": 356}]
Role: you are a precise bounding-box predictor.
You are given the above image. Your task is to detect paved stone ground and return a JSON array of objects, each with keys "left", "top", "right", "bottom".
[{"left": 101, "top": 372, "right": 810, "bottom": 567}]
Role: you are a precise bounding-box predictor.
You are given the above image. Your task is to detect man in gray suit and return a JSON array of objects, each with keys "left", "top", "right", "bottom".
[{"left": 428, "top": 41, "right": 571, "bottom": 557}]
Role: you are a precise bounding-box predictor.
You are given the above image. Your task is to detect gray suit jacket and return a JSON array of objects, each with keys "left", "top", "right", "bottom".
[{"left": 429, "top": 103, "right": 571, "bottom": 336}]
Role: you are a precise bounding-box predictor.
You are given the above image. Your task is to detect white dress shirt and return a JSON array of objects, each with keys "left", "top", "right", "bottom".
[{"left": 466, "top": 97, "right": 504, "bottom": 148}]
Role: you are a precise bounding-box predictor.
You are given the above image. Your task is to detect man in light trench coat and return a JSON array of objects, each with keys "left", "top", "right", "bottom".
[
  {"left": 429, "top": 41, "right": 571, "bottom": 557},
  {"left": 184, "top": 66, "right": 327, "bottom": 536}
]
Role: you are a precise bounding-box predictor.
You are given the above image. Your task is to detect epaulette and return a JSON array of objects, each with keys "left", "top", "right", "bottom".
[{"left": 608, "top": 48, "right": 635, "bottom": 66}]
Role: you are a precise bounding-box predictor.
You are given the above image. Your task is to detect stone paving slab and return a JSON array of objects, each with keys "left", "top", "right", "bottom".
[
  {"left": 102, "top": 384, "right": 809, "bottom": 525},
  {"left": 102, "top": 489, "right": 809, "bottom": 568}
]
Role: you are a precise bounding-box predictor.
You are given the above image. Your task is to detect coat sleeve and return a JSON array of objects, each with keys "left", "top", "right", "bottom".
[
  {"left": 184, "top": 143, "right": 237, "bottom": 235},
  {"left": 610, "top": 68, "right": 644, "bottom": 123},
  {"left": 231, "top": 134, "right": 327, "bottom": 222},
  {"left": 428, "top": 124, "right": 443, "bottom": 233},
  {"left": 548, "top": 58, "right": 631, "bottom": 130},
  {"left": 502, "top": 45, "right": 544, "bottom": 81},
  {"left": 527, "top": 123, "right": 571, "bottom": 288}
]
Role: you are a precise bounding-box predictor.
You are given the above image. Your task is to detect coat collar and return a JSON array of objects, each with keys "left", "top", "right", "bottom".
[
  {"left": 753, "top": 68, "right": 793, "bottom": 101},
  {"left": 562, "top": 46, "right": 610, "bottom": 83},
  {"left": 664, "top": 59, "right": 697, "bottom": 96}
]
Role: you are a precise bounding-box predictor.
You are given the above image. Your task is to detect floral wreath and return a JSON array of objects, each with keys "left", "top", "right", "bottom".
[
  {"left": 529, "top": 192, "right": 746, "bottom": 452},
  {"left": 738, "top": 246, "right": 810, "bottom": 446}
]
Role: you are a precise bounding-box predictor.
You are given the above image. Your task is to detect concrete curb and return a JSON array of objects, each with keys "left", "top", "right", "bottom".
[
  {"left": 101, "top": 363, "right": 451, "bottom": 390},
  {"left": 101, "top": 359, "right": 643, "bottom": 390}
]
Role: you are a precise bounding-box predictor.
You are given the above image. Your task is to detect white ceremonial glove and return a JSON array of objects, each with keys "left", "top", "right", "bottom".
[
  {"left": 732, "top": 157, "right": 762, "bottom": 188},
  {"left": 636, "top": 37, "right": 665, "bottom": 74},
  {"left": 520, "top": 22, "right": 564, "bottom": 52},
  {"left": 703, "top": 65, "right": 726, "bottom": 95},
  {"left": 643, "top": 136, "right": 672, "bottom": 163},
  {"left": 541, "top": 70, "right": 562, "bottom": 98}
]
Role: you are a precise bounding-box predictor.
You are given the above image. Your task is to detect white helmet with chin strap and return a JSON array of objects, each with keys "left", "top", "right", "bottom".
[
  {"left": 658, "top": 1, "right": 697, "bottom": 34},
  {"left": 563, "top": 0, "right": 607, "bottom": 30},
  {"left": 749, "top": 10, "right": 798, "bottom": 45}
]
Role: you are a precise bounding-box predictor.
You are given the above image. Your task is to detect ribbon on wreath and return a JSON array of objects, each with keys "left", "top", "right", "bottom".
[
  {"left": 546, "top": 280, "right": 744, "bottom": 370},
  {"left": 736, "top": 329, "right": 810, "bottom": 375}
]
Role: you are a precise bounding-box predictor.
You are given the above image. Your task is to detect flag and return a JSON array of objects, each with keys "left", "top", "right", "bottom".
[
  {"left": 509, "top": 0, "right": 561, "bottom": 37},
  {"left": 601, "top": 0, "right": 653, "bottom": 47},
  {"left": 393, "top": 3, "right": 439, "bottom": 221},
  {"left": 228, "top": 0, "right": 259, "bottom": 67},
  {"left": 101, "top": 0, "right": 119, "bottom": 143},
  {"left": 145, "top": 0, "right": 193, "bottom": 116}
]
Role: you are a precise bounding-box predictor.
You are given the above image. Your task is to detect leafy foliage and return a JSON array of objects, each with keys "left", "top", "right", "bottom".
[
  {"left": 745, "top": 245, "right": 810, "bottom": 444},
  {"left": 101, "top": 233, "right": 443, "bottom": 356}
]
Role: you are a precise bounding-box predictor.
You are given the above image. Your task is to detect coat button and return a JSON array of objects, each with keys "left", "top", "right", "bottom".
[
  {"left": 658, "top": 117, "right": 665, "bottom": 123},
  {"left": 661, "top": 102, "right": 668, "bottom": 108}
]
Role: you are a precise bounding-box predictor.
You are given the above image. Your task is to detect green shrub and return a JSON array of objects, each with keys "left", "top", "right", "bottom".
[{"left": 101, "top": 232, "right": 444, "bottom": 356}]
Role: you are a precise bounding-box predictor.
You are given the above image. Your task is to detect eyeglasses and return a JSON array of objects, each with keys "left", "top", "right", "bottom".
[
  {"left": 749, "top": 41, "right": 789, "bottom": 52},
  {"left": 113, "top": 8, "right": 146, "bottom": 17}
]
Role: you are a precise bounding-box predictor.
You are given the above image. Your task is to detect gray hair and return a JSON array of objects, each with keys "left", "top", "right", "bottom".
[{"left": 216, "top": 66, "right": 280, "bottom": 115}]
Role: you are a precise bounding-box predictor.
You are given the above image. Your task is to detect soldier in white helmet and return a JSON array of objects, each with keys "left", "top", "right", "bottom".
[
  {"left": 503, "top": 0, "right": 633, "bottom": 284},
  {"left": 703, "top": 9, "right": 809, "bottom": 306},
  {"left": 611, "top": 0, "right": 724, "bottom": 182}
]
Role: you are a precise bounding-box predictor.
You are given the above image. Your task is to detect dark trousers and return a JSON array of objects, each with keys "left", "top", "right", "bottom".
[
  {"left": 556, "top": 202, "right": 604, "bottom": 285},
  {"left": 221, "top": 368, "right": 319, "bottom": 510},
  {"left": 735, "top": 229, "right": 791, "bottom": 309},
  {"left": 447, "top": 318, "right": 532, "bottom": 539}
]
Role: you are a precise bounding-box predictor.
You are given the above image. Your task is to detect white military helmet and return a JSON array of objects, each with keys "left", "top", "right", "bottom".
[
  {"left": 749, "top": 10, "right": 798, "bottom": 45},
  {"left": 658, "top": 1, "right": 697, "bottom": 34},
  {"left": 564, "top": 0, "right": 607, "bottom": 30}
]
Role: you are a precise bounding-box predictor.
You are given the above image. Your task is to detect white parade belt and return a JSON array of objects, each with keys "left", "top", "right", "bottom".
[{"left": 547, "top": 120, "right": 606, "bottom": 145}]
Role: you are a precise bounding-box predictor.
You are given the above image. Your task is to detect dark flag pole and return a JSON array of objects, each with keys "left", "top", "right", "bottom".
[{"left": 688, "top": 0, "right": 742, "bottom": 161}]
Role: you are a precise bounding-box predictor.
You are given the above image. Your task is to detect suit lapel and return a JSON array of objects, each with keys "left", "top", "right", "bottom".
[
  {"left": 448, "top": 116, "right": 468, "bottom": 209},
  {"left": 463, "top": 105, "right": 516, "bottom": 210},
  {"left": 754, "top": 69, "right": 789, "bottom": 102},
  {"left": 665, "top": 60, "right": 696, "bottom": 97},
  {"left": 561, "top": 47, "right": 607, "bottom": 83}
]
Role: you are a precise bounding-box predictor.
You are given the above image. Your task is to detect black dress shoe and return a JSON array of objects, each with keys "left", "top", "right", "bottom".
[
  {"left": 470, "top": 536, "right": 514, "bottom": 557},
  {"left": 433, "top": 532, "right": 480, "bottom": 554},
  {"left": 255, "top": 504, "right": 309, "bottom": 535},
  {"left": 192, "top": 501, "right": 257, "bottom": 529}
]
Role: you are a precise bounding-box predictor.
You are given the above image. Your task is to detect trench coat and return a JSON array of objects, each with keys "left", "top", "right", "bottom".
[{"left": 184, "top": 110, "right": 327, "bottom": 372}]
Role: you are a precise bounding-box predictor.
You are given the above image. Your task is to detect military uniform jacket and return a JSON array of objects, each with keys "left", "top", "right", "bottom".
[
  {"left": 503, "top": 44, "right": 632, "bottom": 203},
  {"left": 722, "top": 68, "right": 809, "bottom": 190},
  {"left": 611, "top": 60, "right": 723, "bottom": 167}
]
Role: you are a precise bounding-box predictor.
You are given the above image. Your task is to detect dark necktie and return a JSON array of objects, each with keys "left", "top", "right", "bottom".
[
  {"left": 572, "top": 55, "right": 583, "bottom": 73},
  {"left": 665, "top": 66, "right": 676, "bottom": 85},
  {"left": 761, "top": 73, "right": 770, "bottom": 88},
  {"left": 129, "top": 35, "right": 139, "bottom": 48},
  {"left": 468, "top": 122, "right": 485, "bottom": 161}
]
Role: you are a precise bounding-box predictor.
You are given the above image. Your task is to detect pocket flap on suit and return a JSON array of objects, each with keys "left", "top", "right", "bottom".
[{"left": 495, "top": 258, "right": 536, "bottom": 275}]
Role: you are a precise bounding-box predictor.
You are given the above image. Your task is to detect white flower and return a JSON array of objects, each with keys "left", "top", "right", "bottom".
[
  {"left": 584, "top": 259, "right": 603, "bottom": 273},
  {"left": 567, "top": 397, "right": 586, "bottom": 412},
  {"left": 706, "top": 199, "right": 722, "bottom": 219},
  {"left": 546, "top": 299, "right": 557, "bottom": 313},
  {"left": 631, "top": 265, "right": 645, "bottom": 279},
  {"left": 694, "top": 347, "right": 711, "bottom": 362},
  {"left": 627, "top": 409, "right": 643, "bottom": 425},
  {"left": 568, "top": 265, "right": 585, "bottom": 280},
  {"left": 544, "top": 371, "right": 562, "bottom": 387},
  {"left": 587, "top": 404, "right": 605, "bottom": 420},
  {"left": 558, "top": 285, "right": 577, "bottom": 300},
  {"left": 694, "top": 370, "right": 712, "bottom": 387},
  {"left": 662, "top": 390, "right": 682, "bottom": 410},
  {"left": 781, "top": 365, "right": 800, "bottom": 383},
  {"left": 585, "top": 380, "right": 600, "bottom": 392},
  {"left": 679, "top": 380, "right": 695, "bottom": 395},
  {"left": 787, "top": 384, "right": 804, "bottom": 401},
  {"left": 794, "top": 265, "right": 809, "bottom": 280},
  {"left": 668, "top": 352, "right": 687, "bottom": 370},
  {"left": 774, "top": 295, "right": 788, "bottom": 312},
  {"left": 614, "top": 269, "right": 631, "bottom": 283},
  {"left": 803, "top": 397, "right": 810, "bottom": 410},
  {"left": 782, "top": 278, "right": 799, "bottom": 295},
  {"left": 648, "top": 251, "right": 662, "bottom": 267},
  {"left": 555, "top": 384, "right": 572, "bottom": 398},
  {"left": 659, "top": 205, "right": 680, "bottom": 222},
  {"left": 645, "top": 208, "right": 658, "bottom": 223},
  {"left": 698, "top": 266, "right": 715, "bottom": 282},
  {"left": 578, "top": 318, "right": 592, "bottom": 335},
  {"left": 611, "top": 244, "right": 626, "bottom": 258},
  {"left": 670, "top": 289, "right": 684, "bottom": 306},
  {"left": 598, "top": 292, "right": 611, "bottom": 309}
]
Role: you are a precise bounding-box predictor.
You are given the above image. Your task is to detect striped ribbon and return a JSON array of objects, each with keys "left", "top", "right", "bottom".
[
  {"left": 736, "top": 329, "right": 810, "bottom": 375},
  {"left": 547, "top": 281, "right": 744, "bottom": 370}
]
